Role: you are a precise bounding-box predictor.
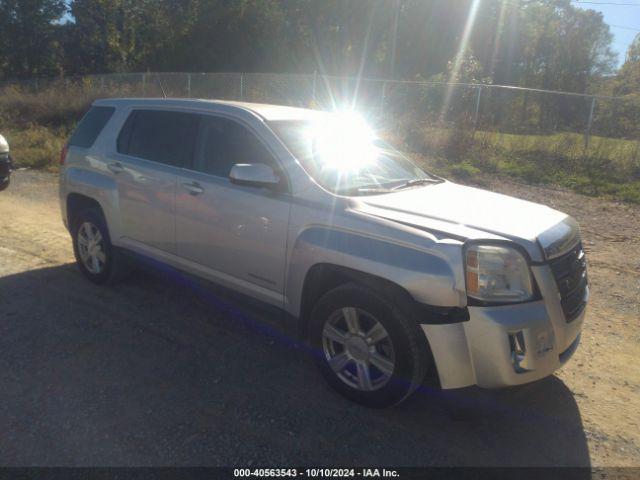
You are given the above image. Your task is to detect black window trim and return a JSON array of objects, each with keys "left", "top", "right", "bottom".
[{"left": 116, "top": 109, "right": 137, "bottom": 156}]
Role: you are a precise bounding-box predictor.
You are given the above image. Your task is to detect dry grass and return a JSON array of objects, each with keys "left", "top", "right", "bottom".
[
  {"left": 2, "top": 126, "right": 67, "bottom": 170},
  {"left": 396, "top": 124, "right": 640, "bottom": 203},
  {"left": 1, "top": 84, "right": 92, "bottom": 130},
  {"left": 0, "top": 80, "right": 147, "bottom": 170}
]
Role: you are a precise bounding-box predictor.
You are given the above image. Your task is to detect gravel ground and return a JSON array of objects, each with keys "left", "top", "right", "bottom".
[{"left": 0, "top": 169, "right": 638, "bottom": 467}]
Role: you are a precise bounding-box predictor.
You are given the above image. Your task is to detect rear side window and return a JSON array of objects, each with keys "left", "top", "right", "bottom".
[
  {"left": 69, "top": 106, "right": 115, "bottom": 148},
  {"left": 118, "top": 109, "right": 198, "bottom": 167}
]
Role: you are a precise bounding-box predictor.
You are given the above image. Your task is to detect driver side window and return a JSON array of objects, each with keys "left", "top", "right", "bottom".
[{"left": 192, "top": 116, "right": 277, "bottom": 178}]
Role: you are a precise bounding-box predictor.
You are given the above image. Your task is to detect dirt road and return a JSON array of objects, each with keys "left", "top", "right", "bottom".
[{"left": 0, "top": 169, "right": 638, "bottom": 467}]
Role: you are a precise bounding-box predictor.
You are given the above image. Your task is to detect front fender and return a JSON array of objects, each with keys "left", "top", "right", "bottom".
[{"left": 285, "top": 227, "right": 463, "bottom": 318}]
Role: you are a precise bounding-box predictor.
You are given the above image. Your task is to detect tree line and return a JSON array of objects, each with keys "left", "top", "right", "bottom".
[
  {"left": 0, "top": 1, "right": 635, "bottom": 85},
  {"left": 0, "top": 0, "right": 638, "bottom": 137}
]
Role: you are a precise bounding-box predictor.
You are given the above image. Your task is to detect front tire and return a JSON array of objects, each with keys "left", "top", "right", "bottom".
[
  {"left": 309, "top": 283, "right": 431, "bottom": 408},
  {"left": 71, "top": 208, "right": 125, "bottom": 285}
]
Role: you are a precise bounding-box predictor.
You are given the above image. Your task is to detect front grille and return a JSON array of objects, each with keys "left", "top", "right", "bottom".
[{"left": 549, "top": 242, "right": 588, "bottom": 323}]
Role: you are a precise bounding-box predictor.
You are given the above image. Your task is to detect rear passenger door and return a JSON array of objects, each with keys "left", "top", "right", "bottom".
[
  {"left": 174, "top": 114, "right": 290, "bottom": 307},
  {"left": 110, "top": 109, "right": 198, "bottom": 254}
]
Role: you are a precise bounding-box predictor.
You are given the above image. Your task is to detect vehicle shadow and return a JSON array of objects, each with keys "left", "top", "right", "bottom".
[{"left": 0, "top": 263, "right": 590, "bottom": 468}]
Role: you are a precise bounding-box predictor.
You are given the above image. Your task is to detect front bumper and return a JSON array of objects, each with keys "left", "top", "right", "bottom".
[{"left": 422, "top": 263, "right": 587, "bottom": 389}]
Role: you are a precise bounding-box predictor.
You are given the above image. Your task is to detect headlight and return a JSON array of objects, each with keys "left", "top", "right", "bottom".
[{"left": 465, "top": 244, "right": 534, "bottom": 303}]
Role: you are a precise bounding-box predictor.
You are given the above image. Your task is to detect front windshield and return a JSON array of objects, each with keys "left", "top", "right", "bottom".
[{"left": 270, "top": 114, "right": 440, "bottom": 196}]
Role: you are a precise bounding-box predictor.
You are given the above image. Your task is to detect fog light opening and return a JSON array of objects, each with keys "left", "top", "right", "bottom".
[{"left": 509, "top": 331, "right": 529, "bottom": 373}]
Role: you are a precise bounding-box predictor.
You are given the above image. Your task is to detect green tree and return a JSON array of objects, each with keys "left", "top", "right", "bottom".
[
  {"left": 177, "top": 0, "right": 289, "bottom": 72},
  {"left": 614, "top": 34, "right": 640, "bottom": 96},
  {"left": 63, "top": 0, "right": 145, "bottom": 74},
  {"left": 0, "top": 0, "right": 66, "bottom": 78},
  {"left": 597, "top": 34, "right": 640, "bottom": 139}
]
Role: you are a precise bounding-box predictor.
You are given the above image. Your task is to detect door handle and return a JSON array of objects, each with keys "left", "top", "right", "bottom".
[
  {"left": 182, "top": 181, "right": 204, "bottom": 195},
  {"left": 107, "top": 162, "right": 124, "bottom": 174}
]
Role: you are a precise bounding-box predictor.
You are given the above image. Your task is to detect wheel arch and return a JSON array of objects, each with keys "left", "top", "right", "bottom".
[
  {"left": 62, "top": 165, "right": 120, "bottom": 238},
  {"left": 298, "top": 263, "right": 459, "bottom": 340},
  {"left": 66, "top": 193, "right": 105, "bottom": 230},
  {"left": 299, "top": 263, "right": 444, "bottom": 389}
]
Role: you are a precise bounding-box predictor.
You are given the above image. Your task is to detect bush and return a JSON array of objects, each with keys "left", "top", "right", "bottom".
[{"left": 3, "top": 126, "right": 67, "bottom": 170}]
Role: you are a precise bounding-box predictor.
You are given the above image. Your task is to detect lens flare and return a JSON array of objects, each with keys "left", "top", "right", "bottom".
[
  {"left": 441, "top": 0, "right": 482, "bottom": 120},
  {"left": 307, "top": 111, "right": 378, "bottom": 172}
]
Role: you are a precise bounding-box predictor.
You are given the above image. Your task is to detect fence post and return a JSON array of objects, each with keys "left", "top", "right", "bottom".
[
  {"left": 100, "top": 75, "right": 105, "bottom": 91},
  {"left": 187, "top": 73, "right": 191, "bottom": 98},
  {"left": 380, "top": 81, "right": 387, "bottom": 116},
  {"left": 239, "top": 74, "right": 244, "bottom": 101},
  {"left": 473, "top": 86, "right": 483, "bottom": 132},
  {"left": 311, "top": 70, "right": 317, "bottom": 105},
  {"left": 142, "top": 73, "right": 146, "bottom": 96},
  {"left": 584, "top": 96, "right": 596, "bottom": 150}
]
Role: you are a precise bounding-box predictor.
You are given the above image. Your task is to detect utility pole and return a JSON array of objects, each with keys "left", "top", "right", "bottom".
[{"left": 584, "top": 97, "right": 596, "bottom": 151}]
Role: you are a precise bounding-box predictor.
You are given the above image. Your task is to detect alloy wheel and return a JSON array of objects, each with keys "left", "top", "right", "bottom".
[
  {"left": 322, "top": 307, "right": 396, "bottom": 391},
  {"left": 77, "top": 221, "right": 106, "bottom": 274}
]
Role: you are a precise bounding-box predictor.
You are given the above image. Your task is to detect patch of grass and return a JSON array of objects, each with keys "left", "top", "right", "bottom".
[
  {"left": 0, "top": 80, "right": 149, "bottom": 131},
  {"left": 398, "top": 124, "right": 640, "bottom": 204},
  {"left": 0, "top": 85, "right": 93, "bottom": 131},
  {"left": 446, "top": 160, "right": 481, "bottom": 179}
]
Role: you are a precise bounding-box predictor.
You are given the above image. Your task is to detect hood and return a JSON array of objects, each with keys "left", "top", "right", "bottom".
[
  {"left": 0, "top": 135, "right": 8, "bottom": 154},
  {"left": 353, "top": 181, "right": 577, "bottom": 262}
]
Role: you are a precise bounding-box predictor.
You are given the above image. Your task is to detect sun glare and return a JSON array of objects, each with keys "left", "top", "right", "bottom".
[
  {"left": 308, "top": 111, "right": 378, "bottom": 172},
  {"left": 441, "top": 0, "right": 482, "bottom": 119}
]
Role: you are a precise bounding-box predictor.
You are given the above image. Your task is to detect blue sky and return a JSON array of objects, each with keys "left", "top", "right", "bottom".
[{"left": 571, "top": 0, "right": 640, "bottom": 67}]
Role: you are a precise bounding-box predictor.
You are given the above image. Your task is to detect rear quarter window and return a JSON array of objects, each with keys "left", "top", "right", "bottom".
[{"left": 69, "top": 106, "right": 116, "bottom": 148}]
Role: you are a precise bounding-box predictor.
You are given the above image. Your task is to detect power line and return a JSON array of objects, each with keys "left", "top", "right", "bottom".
[
  {"left": 482, "top": 3, "right": 640, "bottom": 31},
  {"left": 608, "top": 24, "right": 640, "bottom": 31},
  {"left": 572, "top": 1, "right": 640, "bottom": 6}
]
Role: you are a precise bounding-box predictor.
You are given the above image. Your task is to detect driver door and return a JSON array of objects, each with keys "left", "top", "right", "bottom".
[{"left": 174, "top": 115, "right": 290, "bottom": 307}]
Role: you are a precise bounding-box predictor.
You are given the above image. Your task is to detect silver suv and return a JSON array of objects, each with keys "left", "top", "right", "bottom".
[{"left": 60, "top": 99, "right": 588, "bottom": 407}]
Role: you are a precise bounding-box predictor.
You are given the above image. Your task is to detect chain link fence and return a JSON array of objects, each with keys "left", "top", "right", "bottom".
[
  {"left": 3, "top": 71, "right": 640, "bottom": 179},
  {"left": 9, "top": 71, "right": 638, "bottom": 137}
]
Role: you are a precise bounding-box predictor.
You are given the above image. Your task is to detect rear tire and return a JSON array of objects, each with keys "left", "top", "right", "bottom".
[
  {"left": 71, "top": 208, "right": 127, "bottom": 285},
  {"left": 309, "top": 283, "right": 431, "bottom": 408}
]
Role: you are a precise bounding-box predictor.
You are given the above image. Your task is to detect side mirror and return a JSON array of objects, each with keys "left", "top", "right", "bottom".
[{"left": 229, "top": 163, "right": 280, "bottom": 188}]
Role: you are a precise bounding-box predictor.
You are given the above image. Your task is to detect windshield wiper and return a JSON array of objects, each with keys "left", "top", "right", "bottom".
[
  {"left": 334, "top": 185, "right": 395, "bottom": 196},
  {"left": 392, "top": 178, "right": 441, "bottom": 191}
]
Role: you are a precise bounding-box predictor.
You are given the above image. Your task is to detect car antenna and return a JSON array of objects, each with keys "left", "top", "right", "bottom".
[{"left": 156, "top": 74, "right": 167, "bottom": 98}]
